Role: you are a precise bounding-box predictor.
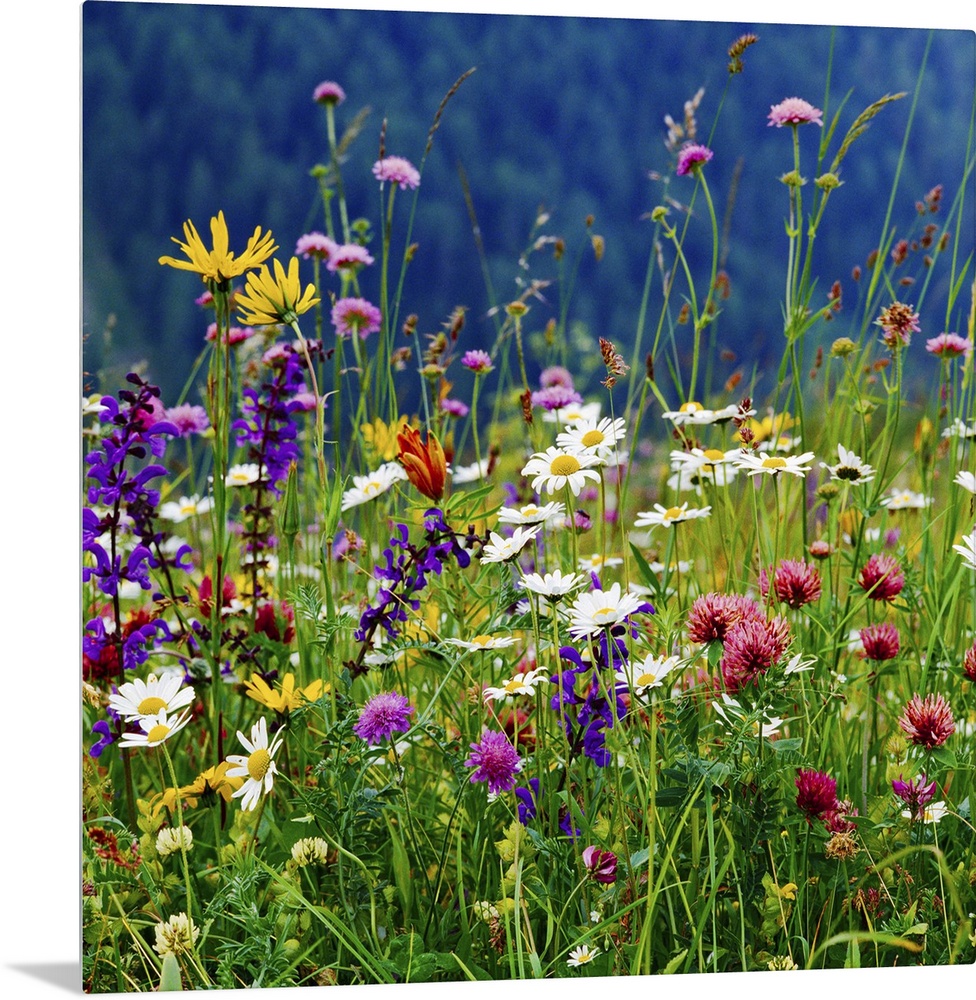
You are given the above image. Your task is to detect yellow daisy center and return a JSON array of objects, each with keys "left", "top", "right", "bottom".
[
  {"left": 637, "top": 672, "right": 658, "bottom": 687},
  {"left": 581, "top": 429, "right": 605, "bottom": 447},
  {"left": 522, "top": 505, "right": 539, "bottom": 516},
  {"left": 180, "top": 502, "right": 197, "bottom": 515},
  {"left": 470, "top": 634, "right": 495, "bottom": 647},
  {"left": 364, "top": 480, "right": 382, "bottom": 495},
  {"left": 703, "top": 448, "right": 725, "bottom": 461},
  {"left": 146, "top": 723, "right": 171, "bottom": 743},
  {"left": 679, "top": 401, "right": 703, "bottom": 413},
  {"left": 138, "top": 696, "right": 168, "bottom": 715},
  {"left": 762, "top": 457, "right": 787, "bottom": 469},
  {"left": 247, "top": 748, "right": 272, "bottom": 781},
  {"left": 550, "top": 455, "right": 582, "bottom": 476},
  {"left": 504, "top": 679, "right": 524, "bottom": 693},
  {"left": 664, "top": 506, "right": 684, "bottom": 520},
  {"left": 594, "top": 607, "right": 615, "bottom": 618}
]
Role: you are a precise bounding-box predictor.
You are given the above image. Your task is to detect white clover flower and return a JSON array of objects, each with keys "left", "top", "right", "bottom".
[
  {"left": 156, "top": 826, "right": 193, "bottom": 858},
  {"left": 153, "top": 913, "right": 199, "bottom": 957}
]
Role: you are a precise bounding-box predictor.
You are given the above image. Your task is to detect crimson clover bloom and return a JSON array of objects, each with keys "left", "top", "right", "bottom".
[
  {"left": 925, "top": 332, "right": 972, "bottom": 358},
  {"left": 892, "top": 774, "right": 938, "bottom": 821},
  {"left": 762, "top": 559, "right": 822, "bottom": 609},
  {"left": 332, "top": 297, "right": 382, "bottom": 339},
  {"left": 461, "top": 349, "right": 494, "bottom": 374},
  {"left": 859, "top": 622, "right": 900, "bottom": 662},
  {"left": 676, "top": 143, "right": 713, "bottom": 177},
  {"left": 465, "top": 730, "right": 522, "bottom": 794},
  {"left": 823, "top": 798, "right": 858, "bottom": 835},
  {"left": 686, "top": 592, "right": 765, "bottom": 644},
  {"left": 767, "top": 97, "right": 823, "bottom": 128},
  {"left": 795, "top": 769, "right": 838, "bottom": 820},
  {"left": 898, "top": 693, "right": 955, "bottom": 749},
  {"left": 857, "top": 553, "right": 905, "bottom": 601},
  {"left": 373, "top": 155, "right": 420, "bottom": 190},
  {"left": 964, "top": 640, "right": 976, "bottom": 682},
  {"left": 353, "top": 691, "right": 415, "bottom": 746},
  {"left": 581, "top": 846, "right": 618, "bottom": 884},
  {"left": 313, "top": 80, "right": 345, "bottom": 105},
  {"left": 720, "top": 615, "right": 791, "bottom": 693}
]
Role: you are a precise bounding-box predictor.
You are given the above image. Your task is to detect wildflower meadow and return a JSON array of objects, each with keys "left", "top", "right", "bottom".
[{"left": 78, "top": 8, "right": 976, "bottom": 994}]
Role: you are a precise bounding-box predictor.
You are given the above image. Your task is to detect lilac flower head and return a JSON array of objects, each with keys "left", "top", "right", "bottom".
[
  {"left": 164, "top": 403, "right": 210, "bottom": 437},
  {"left": 332, "top": 297, "right": 382, "bottom": 339},
  {"left": 372, "top": 156, "right": 420, "bottom": 190},
  {"left": 461, "top": 349, "right": 494, "bottom": 374},
  {"left": 676, "top": 143, "right": 714, "bottom": 177},
  {"left": 767, "top": 97, "right": 823, "bottom": 128},
  {"left": 465, "top": 730, "right": 522, "bottom": 794},
  {"left": 353, "top": 691, "right": 414, "bottom": 745},
  {"left": 313, "top": 80, "right": 345, "bottom": 105}
]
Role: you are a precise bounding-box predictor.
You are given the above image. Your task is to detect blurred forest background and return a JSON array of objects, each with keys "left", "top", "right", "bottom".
[{"left": 82, "top": 2, "right": 975, "bottom": 404}]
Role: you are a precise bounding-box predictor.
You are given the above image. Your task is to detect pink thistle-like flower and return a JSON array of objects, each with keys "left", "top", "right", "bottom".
[
  {"left": 539, "top": 365, "right": 575, "bottom": 390},
  {"left": 823, "top": 798, "right": 858, "bottom": 834},
  {"left": 163, "top": 403, "right": 210, "bottom": 437},
  {"left": 325, "top": 243, "right": 375, "bottom": 273},
  {"left": 767, "top": 97, "right": 824, "bottom": 128},
  {"left": 289, "top": 391, "right": 320, "bottom": 412},
  {"left": 925, "top": 332, "right": 972, "bottom": 358},
  {"left": 898, "top": 693, "right": 955, "bottom": 749},
  {"left": 795, "top": 769, "right": 838, "bottom": 820},
  {"left": 372, "top": 155, "right": 421, "bottom": 190},
  {"left": 332, "top": 297, "right": 382, "bottom": 339},
  {"left": 964, "top": 640, "right": 976, "bottom": 682},
  {"left": 313, "top": 80, "right": 345, "bottom": 105},
  {"left": 687, "top": 592, "right": 764, "bottom": 644},
  {"left": 858, "top": 553, "right": 905, "bottom": 601},
  {"left": 859, "top": 622, "right": 900, "bottom": 662},
  {"left": 720, "top": 615, "right": 791, "bottom": 692},
  {"left": 530, "top": 385, "right": 584, "bottom": 412},
  {"left": 353, "top": 691, "right": 414, "bottom": 746},
  {"left": 461, "top": 349, "right": 494, "bottom": 374},
  {"left": 581, "top": 846, "right": 618, "bottom": 884},
  {"left": 876, "top": 301, "right": 920, "bottom": 350},
  {"left": 762, "top": 559, "right": 822, "bottom": 609},
  {"left": 808, "top": 540, "right": 832, "bottom": 560},
  {"left": 676, "top": 143, "right": 714, "bottom": 177},
  {"left": 205, "top": 323, "right": 254, "bottom": 346},
  {"left": 295, "top": 231, "right": 338, "bottom": 261},
  {"left": 891, "top": 774, "right": 938, "bottom": 821},
  {"left": 440, "top": 398, "right": 469, "bottom": 418},
  {"left": 464, "top": 729, "right": 522, "bottom": 794}
]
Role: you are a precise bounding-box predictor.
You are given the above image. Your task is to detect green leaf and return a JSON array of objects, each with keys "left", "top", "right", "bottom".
[
  {"left": 158, "top": 953, "right": 183, "bottom": 991},
  {"left": 629, "top": 847, "right": 650, "bottom": 870},
  {"left": 662, "top": 949, "right": 688, "bottom": 974}
]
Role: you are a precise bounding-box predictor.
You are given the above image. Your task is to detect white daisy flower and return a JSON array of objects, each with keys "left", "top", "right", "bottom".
[
  {"left": 880, "top": 488, "right": 932, "bottom": 509},
  {"left": 340, "top": 462, "right": 407, "bottom": 510},
  {"left": 567, "top": 583, "right": 647, "bottom": 640},
  {"left": 820, "top": 444, "right": 875, "bottom": 485},
  {"left": 83, "top": 394, "right": 109, "bottom": 418},
  {"left": 942, "top": 418, "right": 976, "bottom": 440},
  {"left": 159, "top": 494, "right": 213, "bottom": 523},
  {"left": 667, "top": 462, "right": 738, "bottom": 493},
  {"left": 953, "top": 470, "right": 976, "bottom": 494},
  {"left": 578, "top": 553, "right": 623, "bottom": 573},
  {"left": 953, "top": 525, "right": 976, "bottom": 570},
  {"left": 901, "top": 801, "right": 948, "bottom": 824},
  {"left": 566, "top": 944, "right": 600, "bottom": 967},
  {"left": 670, "top": 447, "right": 738, "bottom": 472},
  {"left": 733, "top": 450, "right": 816, "bottom": 478},
  {"left": 451, "top": 458, "right": 491, "bottom": 484},
  {"left": 118, "top": 708, "right": 194, "bottom": 749},
  {"left": 225, "top": 463, "right": 262, "bottom": 487},
  {"left": 616, "top": 653, "right": 683, "bottom": 698},
  {"left": 480, "top": 525, "right": 541, "bottom": 563},
  {"left": 713, "top": 694, "right": 783, "bottom": 739},
  {"left": 520, "top": 569, "right": 586, "bottom": 599},
  {"left": 483, "top": 667, "right": 551, "bottom": 702},
  {"left": 542, "top": 401, "right": 602, "bottom": 425},
  {"left": 661, "top": 400, "right": 752, "bottom": 426},
  {"left": 225, "top": 717, "right": 285, "bottom": 811},
  {"left": 648, "top": 560, "right": 692, "bottom": 575},
  {"left": 757, "top": 434, "right": 802, "bottom": 454},
  {"left": 497, "top": 501, "right": 565, "bottom": 526},
  {"left": 521, "top": 447, "right": 602, "bottom": 496},
  {"left": 109, "top": 673, "right": 196, "bottom": 721},
  {"left": 444, "top": 634, "right": 518, "bottom": 651},
  {"left": 634, "top": 502, "right": 712, "bottom": 528},
  {"left": 556, "top": 415, "right": 627, "bottom": 456}
]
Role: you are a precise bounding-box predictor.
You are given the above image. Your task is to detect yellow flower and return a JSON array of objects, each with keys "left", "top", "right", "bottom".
[
  {"left": 361, "top": 415, "right": 417, "bottom": 462},
  {"left": 149, "top": 762, "right": 244, "bottom": 815},
  {"left": 235, "top": 257, "right": 320, "bottom": 326},
  {"left": 158, "top": 210, "right": 277, "bottom": 284},
  {"left": 736, "top": 411, "right": 795, "bottom": 446},
  {"left": 244, "top": 672, "right": 326, "bottom": 715}
]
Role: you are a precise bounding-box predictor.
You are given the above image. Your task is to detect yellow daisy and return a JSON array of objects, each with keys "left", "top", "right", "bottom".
[
  {"left": 243, "top": 672, "right": 327, "bottom": 715},
  {"left": 235, "top": 257, "right": 320, "bottom": 326},
  {"left": 158, "top": 210, "right": 276, "bottom": 283}
]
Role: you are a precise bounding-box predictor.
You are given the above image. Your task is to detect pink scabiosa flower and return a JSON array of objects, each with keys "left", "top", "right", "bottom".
[
  {"left": 372, "top": 155, "right": 420, "bottom": 190},
  {"left": 720, "top": 615, "right": 791, "bottom": 692},
  {"left": 461, "top": 349, "right": 493, "bottom": 374},
  {"left": 163, "top": 403, "right": 210, "bottom": 437},
  {"left": 676, "top": 143, "right": 713, "bottom": 177},
  {"left": 353, "top": 691, "right": 414, "bottom": 746},
  {"left": 767, "top": 97, "right": 823, "bottom": 128},
  {"left": 964, "top": 640, "right": 976, "bottom": 682},
  {"left": 205, "top": 323, "right": 254, "bottom": 346},
  {"left": 876, "top": 301, "right": 920, "bottom": 350},
  {"left": 313, "top": 80, "right": 345, "bottom": 105},
  {"left": 531, "top": 385, "right": 584, "bottom": 412},
  {"left": 857, "top": 553, "right": 905, "bottom": 601},
  {"left": 332, "top": 297, "right": 382, "bottom": 339},
  {"left": 440, "top": 398, "right": 469, "bottom": 418},
  {"left": 892, "top": 774, "right": 938, "bottom": 821},
  {"left": 859, "top": 622, "right": 900, "bottom": 662},
  {"left": 464, "top": 730, "right": 522, "bottom": 794},
  {"left": 581, "top": 846, "right": 618, "bottom": 884},
  {"left": 762, "top": 559, "right": 822, "bottom": 609},
  {"left": 795, "top": 769, "right": 838, "bottom": 821},
  {"left": 325, "top": 243, "right": 375, "bottom": 274},
  {"left": 898, "top": 693, "right": 955, "bottom": 749},
  {"left": 295, "top": 231, "right": 338, "bottom": 261},
  {"left": 539, "top": 365, "right": 575, "bottom": 390},
  {"left": 925, "top": 332, "right": 972, "bottom": 358}
]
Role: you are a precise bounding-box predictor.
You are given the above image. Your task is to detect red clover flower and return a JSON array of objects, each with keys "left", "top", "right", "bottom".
[
  {"left": 898, "top": 693, "right": 955, "bottom": 749},
  {"left": 858, "top": 553, "right": 905, "bottom": 601}
]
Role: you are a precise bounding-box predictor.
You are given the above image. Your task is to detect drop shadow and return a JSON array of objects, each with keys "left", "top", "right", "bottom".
[{"left": 7, "top": 962, "right": 80, "bottom": 994}]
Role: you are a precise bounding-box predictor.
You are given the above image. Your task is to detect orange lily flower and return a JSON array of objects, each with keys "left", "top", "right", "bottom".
[{"left": 397, "top": 426, "right": 447, "bottom": 501}]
